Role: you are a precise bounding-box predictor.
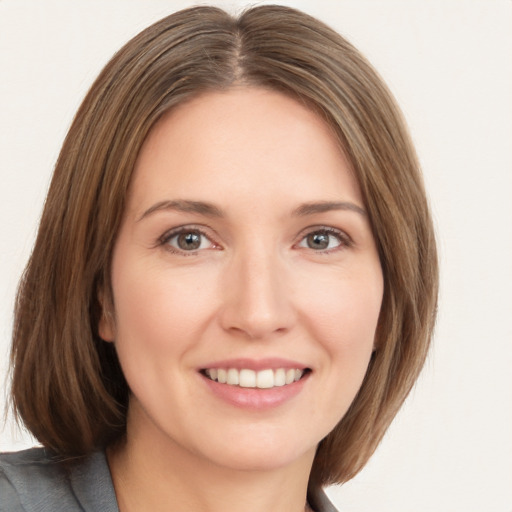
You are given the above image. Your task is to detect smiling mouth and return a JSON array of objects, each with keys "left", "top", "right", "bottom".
[{"left": 201, "top": 368, "right": 311, "bottom": 389}]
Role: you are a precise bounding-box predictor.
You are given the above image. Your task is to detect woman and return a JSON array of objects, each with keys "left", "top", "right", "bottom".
[{"left": 1, "top": 5, "right": 437, "bottom": 512}]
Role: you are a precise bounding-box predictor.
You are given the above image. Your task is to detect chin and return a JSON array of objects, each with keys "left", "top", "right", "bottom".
[{"left": 189, "top": 430, "right": 318, "bottom": 473}]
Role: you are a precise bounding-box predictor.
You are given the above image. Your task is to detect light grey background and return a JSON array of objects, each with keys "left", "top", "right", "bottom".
[{"left": 1, "top": 1, "right": 511, "bottom": 511}]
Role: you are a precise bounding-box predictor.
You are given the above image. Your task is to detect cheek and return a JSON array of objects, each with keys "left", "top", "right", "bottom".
[
  {"left": 301, "top": 263, "right": 383, "bottom": 396},
  {"left": 302, "top": 264, "right": 383, "bottom": 349},
  {"left": 290, "top": 263, "right": 383, "bottom": 436},
  {"left": 108, "top": 261, "right": 220, "bottom": 409},
  {"left": 111, "top": 261, "right": 216, "bottom": 348}
]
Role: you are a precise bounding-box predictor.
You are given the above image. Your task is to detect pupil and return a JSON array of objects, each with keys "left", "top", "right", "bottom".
[
  {"left": 178, "top": 232, "right": 201, "bottom": 250},
  {"left": 308, "top": 232, "right": 329, "bottom": 249}
]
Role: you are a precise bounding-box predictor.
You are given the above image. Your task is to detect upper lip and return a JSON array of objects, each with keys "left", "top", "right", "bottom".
[{"left": 199, "top": 358, "right": 310, "bottom": 371}]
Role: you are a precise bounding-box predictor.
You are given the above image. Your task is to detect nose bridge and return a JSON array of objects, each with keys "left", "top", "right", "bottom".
[{"left": 220, "top": 237, "right": 293, "bottom": 339}]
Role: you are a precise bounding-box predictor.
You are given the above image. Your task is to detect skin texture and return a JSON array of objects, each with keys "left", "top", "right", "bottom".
[{"left": 100, "top": 87, "right": 383, "bottom": 512}]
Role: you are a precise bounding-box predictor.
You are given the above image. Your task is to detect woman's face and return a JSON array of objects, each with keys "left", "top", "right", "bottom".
[{"left": 101, "top": 87, "right": 383, "bottom": 473}]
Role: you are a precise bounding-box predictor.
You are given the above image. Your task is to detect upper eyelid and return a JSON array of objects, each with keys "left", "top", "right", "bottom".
[
  {"left": 157, "top": 224, "right": 219, "bottom": 248},
  {"left": 159, "top": 224, "right": 215, "bottom": 238},
  {"left": 297, "top": 225, "right": 352, "bottom": 241},
  {"left": 294, "top": 226, "right": 354, "bottom": 252}
]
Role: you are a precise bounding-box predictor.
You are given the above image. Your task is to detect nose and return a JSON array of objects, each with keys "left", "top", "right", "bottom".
[{"left": 219, "top": 243, "right": 296, "bottom": 340}]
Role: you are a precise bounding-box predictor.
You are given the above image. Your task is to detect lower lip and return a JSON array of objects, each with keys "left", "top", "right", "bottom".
[{"left": 201, "top": 373, "right": 309, "bottom": 410}]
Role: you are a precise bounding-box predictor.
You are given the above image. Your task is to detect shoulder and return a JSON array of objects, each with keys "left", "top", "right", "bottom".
[
  {"left": 0, "top": 447, "right": 119, "bottom": 512},
  {"left": 1, "top": 447, "right": 67, "bottom": 512},
  {"left": 309, "top": 487, "right": 340, "bottom": 512}
]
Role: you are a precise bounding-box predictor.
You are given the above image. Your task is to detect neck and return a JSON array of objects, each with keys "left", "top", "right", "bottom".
[{"left": 107, "top": 416, "right": 316, "bottom": 512}]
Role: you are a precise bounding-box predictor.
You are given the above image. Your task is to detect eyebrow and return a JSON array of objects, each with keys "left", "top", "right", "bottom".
[
  {"left": 137, "top": 199, "right": 367, "bottom": 222},
  {"left": 137, "top": 200, "right": 223, "bottom": 221},
  {"left": 292, "top": 201, "right": 367, "bottom": 217}
]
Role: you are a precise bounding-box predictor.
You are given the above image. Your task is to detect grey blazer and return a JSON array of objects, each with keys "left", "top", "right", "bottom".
[{"left": 0, "top": 448, "right": 338, "bottom": 512}]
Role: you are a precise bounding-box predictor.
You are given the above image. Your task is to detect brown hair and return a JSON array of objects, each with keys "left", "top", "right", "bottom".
[{"left": 10, "top": 5, "right": 438, "bottom": 488}]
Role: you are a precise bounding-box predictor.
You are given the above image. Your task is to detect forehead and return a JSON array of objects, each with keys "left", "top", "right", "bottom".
[{"left": 127, "top": 87, "right": 363, "bottom": 216}]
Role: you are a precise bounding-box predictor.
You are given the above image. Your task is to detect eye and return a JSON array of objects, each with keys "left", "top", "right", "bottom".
[
  {"left": 297, "top": 228, "right": 349, "bottom": 251},
  {"left": 160, "top": 227, "right": 217, "bottom": 253}
]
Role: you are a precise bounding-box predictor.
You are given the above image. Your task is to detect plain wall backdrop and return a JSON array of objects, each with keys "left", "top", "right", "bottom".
[{"left": 1, "top": 1, "right": 511, "bottom": 511}]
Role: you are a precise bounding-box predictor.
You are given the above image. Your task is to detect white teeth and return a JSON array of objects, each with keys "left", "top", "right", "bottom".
[
  {"left": 285, "top": 369, "right": 295, "bottom": 385},
  {"left": 274, "top": 368, "right": 286, "bottom": 387},
  {"left": 227, "top": 368, "right": 239, "bottom": 385},
  {"left": 204, "top": 367, "right": 306, "bottom": 388},
  {"left": 274, "top": 368, "right": 286, "bottom": 386},
  {"left": 217, "top": 368, "right": 227, "bottom": 384},
  {"left": 256, "top": 369, "right": 274, "bottom": 389},
  {"left": 239, "top": 369, "right": 256, "bottom": 388}
]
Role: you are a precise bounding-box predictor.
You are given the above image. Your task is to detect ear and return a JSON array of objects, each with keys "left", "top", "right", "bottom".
[
  {"left": 372, "top": 310, "right": 385, "bottom": 352},
  {"left": 99, "top": 312, "right": 115, "bottom": 342},
  {"left": 98, "top": 289, "right": 116, "bottom": 342}
]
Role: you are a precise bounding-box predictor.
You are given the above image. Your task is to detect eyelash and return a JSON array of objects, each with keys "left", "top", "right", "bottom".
[
  {"left": 157, "top": 225, "right": 352, "bottom": 255},
  {"left": 158, "top": 225, "right": 218, "bottom": 255},
  {"left": 295, "top": 227, "right": 352, "bottom": 253}
]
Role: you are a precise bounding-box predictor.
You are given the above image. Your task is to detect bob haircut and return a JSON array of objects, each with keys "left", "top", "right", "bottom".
[{"left": 10, "top": 4, "right": 438, "bottom": 488}]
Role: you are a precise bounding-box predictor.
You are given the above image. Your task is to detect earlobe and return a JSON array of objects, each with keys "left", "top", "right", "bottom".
[
  {"left": 97, "top": 289, "right": 116, "bottom": 342},
  {"left": 98, "top": 311, "right": 116, "bottom": 342}
]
